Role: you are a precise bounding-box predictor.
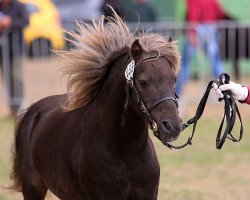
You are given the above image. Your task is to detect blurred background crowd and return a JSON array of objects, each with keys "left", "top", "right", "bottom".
[{"left": 1, "top": 0, "right": 250, "bottom": 116}]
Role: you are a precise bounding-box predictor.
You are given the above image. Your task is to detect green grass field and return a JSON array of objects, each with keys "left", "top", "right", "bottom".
[{"left": 1, "top": 107, "right": 250, "bottom": 200}]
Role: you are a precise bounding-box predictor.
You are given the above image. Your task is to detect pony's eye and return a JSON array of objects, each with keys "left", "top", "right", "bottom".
[{"left": 138, "top": 80, "right": 148, "bottom": 87}]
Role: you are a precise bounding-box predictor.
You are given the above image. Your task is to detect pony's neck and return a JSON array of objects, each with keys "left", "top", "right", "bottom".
[{"left": 94, "top": 49, "right": 148, "bottom": 151}]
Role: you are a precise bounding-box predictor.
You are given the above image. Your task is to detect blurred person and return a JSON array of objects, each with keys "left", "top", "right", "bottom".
[
  {"left": 0, "top": 0, "right": 29, "bottom": 114},
  {"left": 176, "top": 0, "right": 228, "bottom": 96},
  {"left": 213, "top": 81, "right": 250, "bottom": 104},
  {"left": 127, "top": 0, "right": 156, "bottom": 22},
  {"left": 0, "top": 0, "right": 29, "bottom": 35}
]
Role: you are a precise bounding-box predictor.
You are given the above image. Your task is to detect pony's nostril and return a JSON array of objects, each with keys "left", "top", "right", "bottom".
[{"left": 162, "top": 121, "right": 173, "bottom": 132}]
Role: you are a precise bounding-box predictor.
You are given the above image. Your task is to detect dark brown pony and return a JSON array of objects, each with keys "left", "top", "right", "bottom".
[{"left": 11, "top": 9, "right": 182, "bottom": 200}]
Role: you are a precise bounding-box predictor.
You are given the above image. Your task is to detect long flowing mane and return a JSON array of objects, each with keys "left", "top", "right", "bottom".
[{"left": 60, "top": 8, "right": 181, "bottom": 111}]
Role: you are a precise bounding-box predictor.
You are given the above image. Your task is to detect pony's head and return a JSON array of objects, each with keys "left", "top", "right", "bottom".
[
  {"left": 126, "top": 38, "right": 182, "bottom": 143},
  {"left": 60, "top": 6, "right": 182, "bottom": 144}
]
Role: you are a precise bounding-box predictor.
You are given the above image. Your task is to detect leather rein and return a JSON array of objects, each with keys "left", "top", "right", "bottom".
[
  {"left": 180, "top": 73, "right": 243, "bottom": 150},
  {"left": 124, "top": 54, "right": 243, "bottom": 150}
]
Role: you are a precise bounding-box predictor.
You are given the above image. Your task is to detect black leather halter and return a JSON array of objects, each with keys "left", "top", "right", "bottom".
[{"left": 124, "top": 53, "right": 178, "bottom": 135}]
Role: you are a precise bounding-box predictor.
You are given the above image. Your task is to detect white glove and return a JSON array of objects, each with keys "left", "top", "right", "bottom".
[{"left": 212, "top": 81, "right": 248, "bottom": 101}]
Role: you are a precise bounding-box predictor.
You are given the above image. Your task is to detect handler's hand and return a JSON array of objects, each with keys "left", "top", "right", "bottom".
[{"left": 213, "top": 81, "right": 248, "bottom": 101}]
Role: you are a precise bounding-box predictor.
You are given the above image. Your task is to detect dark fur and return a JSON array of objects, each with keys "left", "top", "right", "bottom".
[{"left": 11, "top": 41, "right": 181, "bottom": 199}]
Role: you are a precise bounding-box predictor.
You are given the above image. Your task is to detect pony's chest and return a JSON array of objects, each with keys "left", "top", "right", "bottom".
[
  {"left": 129, "top": 155, "right": 159, "bottom": 179},
  {"left": 124, "top": 155, "right": 160, "bottom": 199},
  {"left": 79, "top": 151, "right": 160, "bottom": 198}
]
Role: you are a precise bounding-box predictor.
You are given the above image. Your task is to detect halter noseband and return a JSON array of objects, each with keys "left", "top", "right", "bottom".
[{"left": 124, "top": 53, "right": 178, "bottom": 137}]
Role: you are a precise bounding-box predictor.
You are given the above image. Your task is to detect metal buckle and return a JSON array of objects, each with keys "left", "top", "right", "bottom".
[{"left": 151, "top": 121, "right": 158, "bottom": 133}]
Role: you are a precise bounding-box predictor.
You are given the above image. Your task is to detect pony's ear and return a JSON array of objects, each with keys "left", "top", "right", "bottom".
[{"left": 131, "top": 39, "right": 143, "bottom": 61}]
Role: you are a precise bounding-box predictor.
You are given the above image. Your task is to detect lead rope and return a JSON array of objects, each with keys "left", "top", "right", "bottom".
[{"left": 177, "top": 73, "right": 243, "bottom": 150}]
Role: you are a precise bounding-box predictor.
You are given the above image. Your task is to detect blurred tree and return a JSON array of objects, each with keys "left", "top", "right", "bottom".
[
  {"left": 125, "top": 0, "right": 157, "bottom": 22},
  {"left": 124, "top": 0, "right": 175, "bottom": 21},
  {"left": 219, "top": 0, "right": 250, "bottom": 20},
  {"left": 151, "top": 0, "right": 175, "bottom": 21}
]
